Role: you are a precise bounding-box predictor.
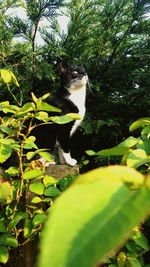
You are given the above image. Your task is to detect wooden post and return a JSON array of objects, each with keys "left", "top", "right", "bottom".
[{"left": 45, "top": 164, "right": 79, "bottom": 179}]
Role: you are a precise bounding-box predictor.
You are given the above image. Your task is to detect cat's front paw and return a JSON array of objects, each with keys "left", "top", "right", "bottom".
[
  {"left": 62, "top": 152, "right": 77, "bottom": 166},
  {"left": 66, "top": 158, "right": 77, "bottom": 166}
]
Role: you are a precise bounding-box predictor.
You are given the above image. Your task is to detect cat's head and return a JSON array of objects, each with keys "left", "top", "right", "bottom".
[{"left": 60, "top": 62, "right": 88, "bottom": 91}]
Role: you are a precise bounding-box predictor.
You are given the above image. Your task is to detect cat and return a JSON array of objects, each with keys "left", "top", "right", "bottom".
[{"left": 31, "top": 62, "right": 88, "bottom": 166}]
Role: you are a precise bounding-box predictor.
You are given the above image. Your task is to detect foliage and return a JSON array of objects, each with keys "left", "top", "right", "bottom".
[
  {"left": 0, "top": 0, "right": 150, "bottom": 266},
  {"left": 62, "top": 0, "right": 150, "bottom": 154},
  {"left": 0, "top": 70, "right": 79, "bottom": 265},
  {"left": 0, "top": 0, "right": 64, "bottom": 102},
  {"left": 86, "top": 117, "right": 150, "bottom": 173},
  {"left": 39, "top": 165, "right": 150, "bottom": 267},
  {"left": 0, "top": 0, "right": 149, "bottom": 154},
  {"left": 38, "top": 117, "right": 150, "bottom": 267},
  {"left": 83, "top": 117, "right": 150, "bottom": 266}
]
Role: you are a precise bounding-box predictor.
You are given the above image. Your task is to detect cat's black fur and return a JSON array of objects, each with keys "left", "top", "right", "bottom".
[{"left": 31, "top": 62, "right": 88, "bottom": 166}]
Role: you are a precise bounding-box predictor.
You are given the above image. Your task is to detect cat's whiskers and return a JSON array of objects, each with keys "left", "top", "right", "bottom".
[{"left": 65, "top": 77, "right": 81, "bottom": 89}]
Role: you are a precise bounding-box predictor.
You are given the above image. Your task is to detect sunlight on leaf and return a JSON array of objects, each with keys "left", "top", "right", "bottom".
[{"left": 39, "top": 166, "right": 150, "bottom": 267}]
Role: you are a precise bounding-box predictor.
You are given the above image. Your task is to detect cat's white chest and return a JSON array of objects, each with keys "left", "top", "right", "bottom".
[{"left": 68, "top": 85, "right": 86, "bottom": 136}]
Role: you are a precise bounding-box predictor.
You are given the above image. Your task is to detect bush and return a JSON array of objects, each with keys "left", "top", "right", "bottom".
[{"left": 0, "top": 69, "right": 78, "bottom": 265}]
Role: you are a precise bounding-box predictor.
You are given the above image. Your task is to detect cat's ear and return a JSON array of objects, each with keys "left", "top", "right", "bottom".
[{"left": 60, "top": 61, "right": 69, "bottom": 73}]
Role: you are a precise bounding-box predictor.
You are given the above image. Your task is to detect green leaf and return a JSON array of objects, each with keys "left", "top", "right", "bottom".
[
  {"left": 31, "top": 196, "right": 42, "bottom": 203},
  {"left": 35, "top": 111, "right": 49, "bottom": 122},
  {"left": 0, "top": 182, "right": 12, "bottom": 203},
  {"left": 0, "top": 234, "right": 18, "bottom": 248},
  {"left": 36, "top": 101, "right": 61, "bottom": 113},
  {"left": 10, "top": 71, "right": 19, "bottom": 87},
  {"left": 0, "top": 101, "right": 9, "bottom": 111},
  {"left": 44, "top": 186, "right": 61, "bottom": 197},
  {"left": 129, "top": 118, "right": 150, "bottom": 132},
  {"left": 127, "top": 149, "right": 148, "bottom": 168},
  {"left": 43, "top": 198, "right": 52, "bottom": 203},
  {"left": 8, "top": 212, "right": 28, "bottom": 231},
  {"left": 131, "top": 231, "right": 149, "bottom": 250},
  {"left": 26, "top": 149, "right": 51, "bottom": 160},
  {"left": 38, "top": 152, "right": 53, "bottom": 162},
  {"left": 2, "top": 106, "right": 19, "bottom": 114},
  {"left": 5, "top": 167, "right": 19, "bottom": 176},
  {"left": 127, "top": 257, "right": 141, "bottom": 267},
  {"left": 39, "top": 166, "right": 150, "bottom": 267},
  {"left": 17, "top": 102, "right": 35, "bottom": 115},
  {"left": 0, "top": 138, "right": 15, "bottom": 145},
  {"left": 0, "top": 219, "right": 7, "bottom": 233},
  {"left": 43, "top": 176, "right": 56, "bottom": 187},
  {"left": 96, "top": 145, "right": 128, "bottom": 156},
  {"left": 29, "top": 182, "right": 44, "bottom": 195},
  {"left": 23, "top": 169, "right": 43, "bottom": 180},
  {"left": 0, "top": 125, "right": 17, "bottom": 135},
  {"left": 41, "top": 93, "right": 50, "bottom": 101},
  {"left": 31, "top": 92, "right": 38, "bottom": 103},
  {"left": 95, "top": 137, "right": 138, "bottom": 157},
  {"left": 122, "top": 137, "right": 138, "bottom": 148},
  {"left": 0, "top": 246, "right": 9, "bottom": 264},
  {"left": 32, "top": 214, "right": 47, "bottom": 227},
  {"left": 66, "top": 113, "right": 81, "bottom": 120},
  {"left": 26, "top": 151, "right": 36, "bottom": 160},
  {"left": 125, "top": 240, "right": 137, "bottom": 253},
  {"left": 0, "top": 69, "right": 11, "bottom": 84},
  {"left": 23, "top": 136, "right": 38, "bottom": 149},
  {"left": 24, "top": 219, "right": 32, "bottom": 238},
  {"left": 86, "top": 150, "right": 96, "bottom": 156},
  {"left": 50, "top": 115, "right": 75, "bottom": 124},
  {"left": 141, "top": 126, "right": 150, "bottom": 154},
  {"left": 141, "top": 126, "right": 150, "bottom": 141}
]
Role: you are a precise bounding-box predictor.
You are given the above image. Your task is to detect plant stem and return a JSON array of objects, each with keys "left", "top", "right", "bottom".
[{"left": 6, "top": 84, "right": 21, "bottom": 106}]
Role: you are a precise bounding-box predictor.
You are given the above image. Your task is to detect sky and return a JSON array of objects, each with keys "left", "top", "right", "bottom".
[{"left": 6, "top": 7, "right": 69, "bottom": 45}]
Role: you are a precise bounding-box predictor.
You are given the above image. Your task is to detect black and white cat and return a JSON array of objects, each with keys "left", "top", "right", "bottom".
[{"left": 32, "top": 62, "right": 88, "bottom": 166}]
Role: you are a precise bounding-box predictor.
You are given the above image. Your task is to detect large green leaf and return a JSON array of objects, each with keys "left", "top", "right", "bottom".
[{"left": 39, "top": 166, "right": 150, "bottom": 267}]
